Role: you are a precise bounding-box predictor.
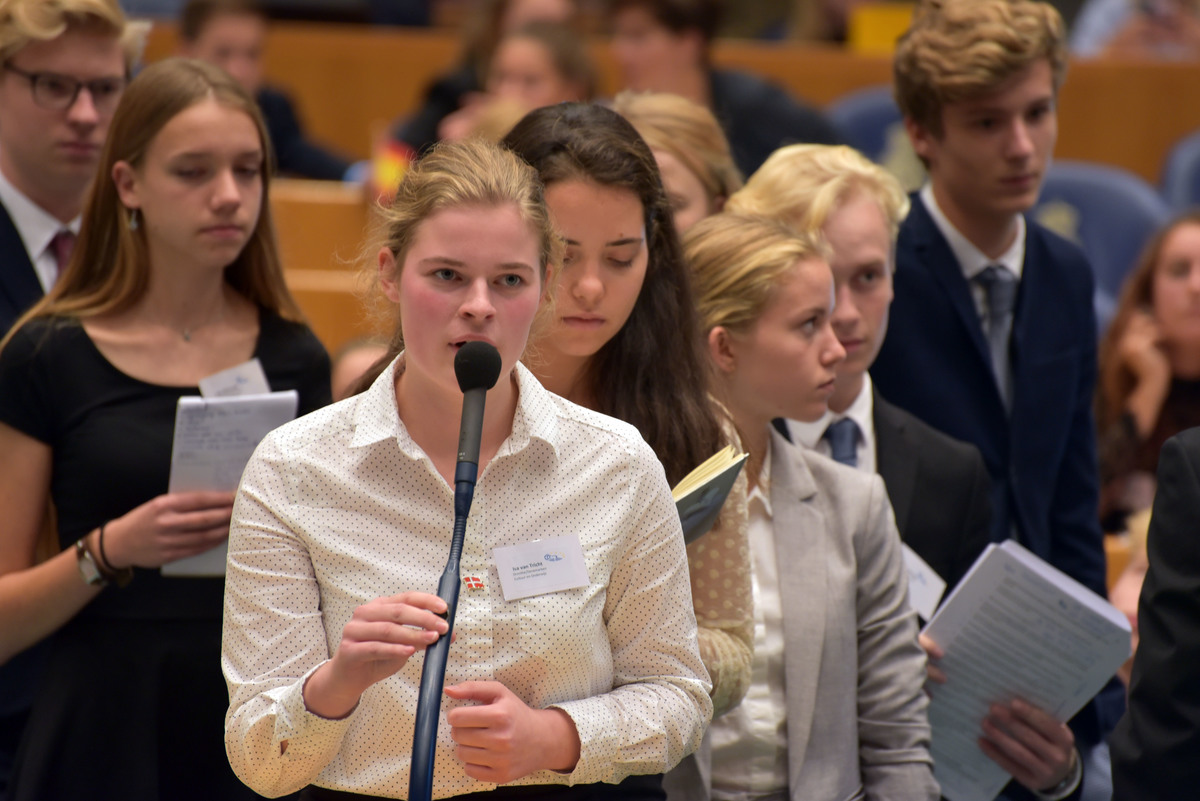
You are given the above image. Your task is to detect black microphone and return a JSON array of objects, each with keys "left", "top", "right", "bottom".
[{"left": 410, "top": 341, "right": 502, "bottom": 801}]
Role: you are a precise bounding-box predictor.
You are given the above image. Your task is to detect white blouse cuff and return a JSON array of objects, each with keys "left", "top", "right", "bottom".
[
  {"left": 547, "top": 700, "right": 620, "bottom": 784},
  {"left": 273, "top": 662, "right": 358, "bottom": 759}
]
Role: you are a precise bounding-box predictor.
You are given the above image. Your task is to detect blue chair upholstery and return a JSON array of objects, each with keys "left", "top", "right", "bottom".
[
  {"left": 1161, "top": 128, "right": 1200, "bottom": 211},
  {"left": 826, "top": 85, "right": 903, "bottom": 163},
  {"left": 826, "top": 85, "right": 925, "bottom": 191},
  {"left": 1033, "top": 160, "right": 1172, "bottom": 331}
]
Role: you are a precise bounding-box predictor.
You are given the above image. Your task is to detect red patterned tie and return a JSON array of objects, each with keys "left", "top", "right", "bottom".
[{"left": 49, "top": 229, "right": 76, "bottom": 283}]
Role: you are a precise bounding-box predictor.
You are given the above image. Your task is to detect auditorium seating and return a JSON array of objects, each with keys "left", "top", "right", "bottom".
[
  {"left": 141, "top": 23, "right": 1200, "bottom": 185},
  {"left": 825, "top": 85, "right": 901, "bottom": 163},
  {"left": 135, "top": 22, "right": 1200, "bottom": 348},
  {"left": 1161, "top": 128, "right": 1200, "bottom": 211},
  {"left": 269, "top": 179, "right": 388, "bottom": 351},
  {"left": 1032, "top": 161, "right": 1172, "bottom": 330}
]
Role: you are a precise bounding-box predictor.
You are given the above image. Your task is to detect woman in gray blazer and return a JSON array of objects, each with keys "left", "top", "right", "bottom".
[{"left": 674, "top": 212, "right": 938, "bottom": 801}]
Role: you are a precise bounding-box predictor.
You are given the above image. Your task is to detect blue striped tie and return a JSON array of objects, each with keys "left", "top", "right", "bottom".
[{"left": 975, "top": 265, "right": 1017, "bottom": 407}]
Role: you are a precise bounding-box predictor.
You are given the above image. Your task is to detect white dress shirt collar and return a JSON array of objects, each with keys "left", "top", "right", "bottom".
[
  {"left": 349, "top": 353, "right": 561, "bottom": 463},
  {"left": 785, "top": 374, "right": 876, "bottom": 475},
  {"left": 0, "top": 165, "right": 81, "bottom": 293},
  {"left": 920, "top": 183, "right": 1026, "bottom": 282}
]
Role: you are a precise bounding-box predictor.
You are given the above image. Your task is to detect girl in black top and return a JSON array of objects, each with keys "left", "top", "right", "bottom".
[{"left": 0, "top": 58, "right": 329, "bottom": 800}]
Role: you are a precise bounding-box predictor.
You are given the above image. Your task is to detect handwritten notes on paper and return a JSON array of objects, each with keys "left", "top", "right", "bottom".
[
  {"left": 162, "top": 390, "right": 298, "bottom": 577},
  {"left": 922, "top": 540, "right": 1130, "bottom": 801}
]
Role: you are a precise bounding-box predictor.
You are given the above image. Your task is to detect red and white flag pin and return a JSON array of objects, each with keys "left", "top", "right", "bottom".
[{"left": 463, "top": 576, "right": 484, "bottom": 590}]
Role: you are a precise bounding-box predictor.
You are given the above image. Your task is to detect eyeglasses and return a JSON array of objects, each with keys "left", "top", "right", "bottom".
[{"left": 3, "top": 63, "right": 125, "bottom": 113}]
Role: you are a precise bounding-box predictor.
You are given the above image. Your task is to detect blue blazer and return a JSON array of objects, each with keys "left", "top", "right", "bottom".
[
  {"left": 0, "top": 200, "right": 41, "bottom": 338},
  {"left": 871, "top": 193, "right": 1120, "bottom": 752}
]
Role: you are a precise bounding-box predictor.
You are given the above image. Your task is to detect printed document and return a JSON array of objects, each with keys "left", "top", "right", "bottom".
[{"left": 922, "top": 540, "right": 1131, "bottom": 801}]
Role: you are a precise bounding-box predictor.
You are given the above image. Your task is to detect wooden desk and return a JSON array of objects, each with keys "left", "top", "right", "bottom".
[
  {"left": 270, "top": 178, "right": 372, "bottom": 271},
  {"left": 269, "top": 179, "right": 385, "bottom": 352},
  {"left": 284, "top": 268, "right": 387, "bottom": 354}
]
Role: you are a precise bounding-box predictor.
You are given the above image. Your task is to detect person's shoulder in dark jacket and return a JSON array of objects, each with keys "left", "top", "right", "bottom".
[
  {"left": 392, "top": 62, "right": 480, "bottom": 155},
  {"left": 256, "top": 86, "right": 352, "bottom": 181},
  {"left": 708, "top": 68, "right": 842, "bottom": 175}
]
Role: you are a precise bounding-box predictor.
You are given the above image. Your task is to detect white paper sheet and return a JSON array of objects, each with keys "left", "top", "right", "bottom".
[
  {"left": 922, "top": 540, "right": 1131, "bottom": 801},
  {"left": 161, "top": 390, "right": 298, "bottom": 577},
  {"left": 902, "top": 542, "right": 947, "bottom": 621},
  {"left": 197, "top": 357, "right": 271, "bottom": 398}
]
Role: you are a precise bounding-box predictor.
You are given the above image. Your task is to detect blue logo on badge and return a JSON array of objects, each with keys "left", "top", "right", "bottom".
[{"left": 544, "top": 552, "right": 564, "bottom": 562}]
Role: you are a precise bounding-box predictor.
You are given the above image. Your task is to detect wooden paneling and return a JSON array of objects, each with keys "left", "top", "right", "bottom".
[
  {"left": 142, "top": 22, "right": 1200, "bottom": 183},
  {"left": 269, "top": 179, "right": 384, "bottom": 352},
  {"left": 285, "top": 269, "right": 388, "bottom": 354},
  {"left": 270, "top": 178, "right": 372, "bottom": 271}
]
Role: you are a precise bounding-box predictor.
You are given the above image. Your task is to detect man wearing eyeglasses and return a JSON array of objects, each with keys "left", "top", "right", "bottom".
[
  {"left": 0, "top": 6, "right": 146, "bottom": 796},
  {"left": 0, "top": 0, "right": 146, "bottom": 338}
]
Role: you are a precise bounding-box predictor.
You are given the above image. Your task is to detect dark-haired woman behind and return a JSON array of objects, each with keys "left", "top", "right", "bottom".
[{"left": 501, "top": 102, "right": 753, "bottom": 719}]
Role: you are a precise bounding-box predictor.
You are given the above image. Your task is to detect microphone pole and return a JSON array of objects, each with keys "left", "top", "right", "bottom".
[{"left": 410, "top": 341, "right": 502, "bottom": 801}]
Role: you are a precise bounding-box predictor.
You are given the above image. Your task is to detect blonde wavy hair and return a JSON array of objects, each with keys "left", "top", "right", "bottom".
[
  {"left": 352, "top": 138, "right": 562, "bottom": 391},
  {"left": 893, "top": 0, "right": 1067, "bottom": 137},
  {"left": 0, "top": 0, "right": 147, "bottom": 68},
  {"left": 727, "top": 144, "right": 909, "bottom": 249},
  {"left": 613, "top": 90, "right": 742, "bottom": 210},
  {"left": 684, "top": 212, "right": 830, "bottom": 336}
]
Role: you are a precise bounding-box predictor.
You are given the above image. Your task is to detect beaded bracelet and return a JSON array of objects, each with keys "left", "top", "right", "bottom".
[{"left": 96, "top": 522, "right": 134, "bottom": 588}]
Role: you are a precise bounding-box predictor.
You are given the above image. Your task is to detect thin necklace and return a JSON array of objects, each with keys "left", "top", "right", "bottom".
[
  {"left": 149, "top": 300, "right": 226, "bottom": 342},
  {"left": 181, "top": 303, "right": 225, "bottom": 342}
]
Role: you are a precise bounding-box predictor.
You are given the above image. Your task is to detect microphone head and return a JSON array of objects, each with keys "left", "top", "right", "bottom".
[{"left": 454, "top": 341, "right": 503, "bottom": 393}]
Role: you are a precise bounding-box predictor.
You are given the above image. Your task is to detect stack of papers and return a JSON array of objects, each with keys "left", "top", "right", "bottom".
[{"left": 922, "top": 540, "right": 1131, "bottom": 801}]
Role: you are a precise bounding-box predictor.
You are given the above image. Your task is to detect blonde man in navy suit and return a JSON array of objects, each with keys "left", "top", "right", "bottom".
[
  {"left": 727, "top": 143, "right": 992, "bottom": 594},
  {"left": 0, "top": 3, "right": 145, "bottom": 794}
]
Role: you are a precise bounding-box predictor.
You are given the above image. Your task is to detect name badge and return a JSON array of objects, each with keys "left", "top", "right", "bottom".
[
  {"left": 198, "top": 357, "right": 271, "bottom": 398},
  {"left": 493, "top": 535, "right": 589, "bottom": 602}
]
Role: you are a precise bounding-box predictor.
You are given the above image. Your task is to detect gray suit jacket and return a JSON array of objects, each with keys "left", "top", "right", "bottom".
[{"left": 667, "top": 429, "right": 938, "bottom": 801}]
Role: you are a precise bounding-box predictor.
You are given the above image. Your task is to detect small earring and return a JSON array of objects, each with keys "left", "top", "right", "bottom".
[{"left": 128, "top": 208, "right": 139, "bottom": 231}]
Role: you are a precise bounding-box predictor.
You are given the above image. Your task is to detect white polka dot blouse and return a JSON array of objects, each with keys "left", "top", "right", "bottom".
[{"left": 222, "top": 358, "right": 713, "bottom": 798}]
